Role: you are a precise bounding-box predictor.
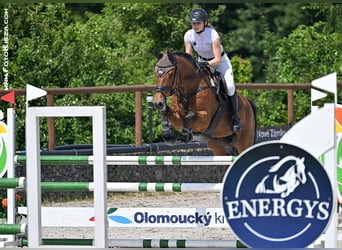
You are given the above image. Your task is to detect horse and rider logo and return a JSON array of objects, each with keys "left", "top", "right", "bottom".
[
  {"left": 222, "top": 141, "right": 334, "bottom": 248},
  {"left": 255, "top": 155, "right": 306, "bottom": 198}
]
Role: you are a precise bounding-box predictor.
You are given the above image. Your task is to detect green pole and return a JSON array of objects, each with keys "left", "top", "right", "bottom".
[
  {"left": 0, "top": 224, "right": 26, "bottom": 234},
  {"left": 41, "top": 182, "right": 89, "bottom": 191},
  {"left": 15, "top": 155, "right": 90, "bottom": 165},
  {"left": 0, "top": 178, "right": 22, "bottom": 189},
  {"left": 21, "top": 238, "right": 93, "bottom": 246},
  {"left": 0, "top": 179, "right": 90, "bottom": 191},
  {"left": 236, "top": 240, "right": 247, "bottom": 248}
]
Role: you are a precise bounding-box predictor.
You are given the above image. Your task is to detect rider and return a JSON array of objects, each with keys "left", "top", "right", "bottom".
[{"left": 184, "top": 8, "right": 242, "bottom": 133}]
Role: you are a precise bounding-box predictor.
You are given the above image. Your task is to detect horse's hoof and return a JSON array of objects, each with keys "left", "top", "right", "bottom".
[
  {"left": 162, "top": 129, "right": 177, "bottom": 146},
  {"left": 163, "top": 135, "right": 177, "bottom": 146},
  {"left": 185, "top": 110, "right": 196, "bottom": 121},
  {"left": 180, "top": 128, "right": 193, "bottom": 143},
  {"left": 232, "top": 148, "right": 239, "bottom": 156},
  {"left": 180, "top": 133, "right": 193, "bottom": 143}
]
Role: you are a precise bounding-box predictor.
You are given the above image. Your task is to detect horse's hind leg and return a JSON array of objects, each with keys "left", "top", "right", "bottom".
[
  {"left": 208, "top": 137, "right": 234, "bottom": 171},
  {"left": 226, "top": 144, "right": 239, "bottom": 156}
]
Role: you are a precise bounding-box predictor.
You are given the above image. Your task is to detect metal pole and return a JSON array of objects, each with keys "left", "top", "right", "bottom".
[
  {"left": 287, "top": 89, "right": 294, "bottom": 125},
  {"left": 26, "top": 108, "right": 42, "bottom": 248},
  {"left": 147, "top": 93, "right": 153, "bottom": 153},
  {"left": 135, "top": 92, "right": 142, "bottom": 146},
  {"left": 47, "top": 95, "right": 55, "bottom": 150},
  {"left": 6, "top": 108, "right": 16, "bottom": 241},
  {"left": 92, "top": 106, "right": 108, "bottom": 248}
]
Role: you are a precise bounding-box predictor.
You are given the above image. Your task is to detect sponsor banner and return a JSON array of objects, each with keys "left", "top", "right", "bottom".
[
  {"left": 18, "top": 207, "right": 228, "bottom": 228},
  {"left": 222, "top": 141, "right": 334, "bottom": 248},
  {"left": 335, "top": 105, "right": 342, "bottom": 202},
  {"left": 106, "top": 207, "right": 227, "bottom": 227},
  {"left": 256, "top": 126, "right": 290, "bottom": 143},
  {"left": 0, "top": 121, "right": 8, "bottom": 178}
]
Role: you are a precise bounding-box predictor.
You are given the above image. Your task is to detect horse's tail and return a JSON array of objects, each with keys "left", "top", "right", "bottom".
[{"left": 248, "top": 99, "right": 257, "bottom": 144}]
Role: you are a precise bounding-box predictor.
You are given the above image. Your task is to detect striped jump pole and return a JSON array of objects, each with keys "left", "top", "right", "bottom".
[
  {"left": 14, "top": 155, "right": 236, "bottom": 166},
  {"left": 20, "top": 238, "right": 246, "bottom": 248},
  {"left": 0, "top": 178, "right": 222, "bottom": 192}
]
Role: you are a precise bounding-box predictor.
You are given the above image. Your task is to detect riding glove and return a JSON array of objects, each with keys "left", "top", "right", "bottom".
[{"left": 198, "top": 61, "right": 209, "bottom": 69}]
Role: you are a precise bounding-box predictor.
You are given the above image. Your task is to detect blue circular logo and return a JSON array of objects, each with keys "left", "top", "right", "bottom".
[{"left": 222, "top": 141, "right": 334, "bottom": 248}]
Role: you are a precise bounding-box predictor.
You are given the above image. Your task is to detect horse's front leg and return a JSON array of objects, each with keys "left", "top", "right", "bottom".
[
  {"left": 160, "top": 107, "right": 177, "bottom": 146},
  {"left": 154, "top": 93, "right": 177, "bottom": 146},
  {"left": 179, "top": 110, "right": 196, "bottom": 143}
]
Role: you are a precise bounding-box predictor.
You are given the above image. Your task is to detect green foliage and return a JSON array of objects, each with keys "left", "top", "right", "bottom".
[
  {"left": 0, "top": 3, "right": 340, "bottom": 149},
  {"left": 222, "top": 3, "right": 314, "bottom": 82},
  {"left": 267, "top": 22, "right": 342, "bottom": 83},
  {"left": 0, "top": 194, "right": 25, "bottom": 219},
  {"left": 231, "top": 56, "right": 253, "bottom": 83},
  {"left": 251, "top": 89, "right": 289, "bottom": 127},
  {"left": 230, "top": 56, "right": 255, "bottom": 102},
  {"left": 2, "top": 3, "right": 159, "bottom": 148},
  {"left": 266, "top": 21, "right": 342, "bottom": 123}
]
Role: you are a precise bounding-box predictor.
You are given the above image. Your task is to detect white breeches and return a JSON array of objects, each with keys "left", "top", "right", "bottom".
[{"left": 214, "top": 54, "right": 236, "bottom": 96}]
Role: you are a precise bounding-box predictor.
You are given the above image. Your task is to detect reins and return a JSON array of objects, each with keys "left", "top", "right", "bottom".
[{"left": 176, "top": 66, "right": 211, "bottom": 111}]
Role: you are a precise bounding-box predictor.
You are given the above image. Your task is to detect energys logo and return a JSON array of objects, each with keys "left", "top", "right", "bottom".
[{"left": 222, "top": 141, "right": 334, "bottom": 248}]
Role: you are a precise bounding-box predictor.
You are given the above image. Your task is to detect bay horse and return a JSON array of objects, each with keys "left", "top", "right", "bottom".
[{"left": 153, "top": 49, "right": 256, "bottom": 170}]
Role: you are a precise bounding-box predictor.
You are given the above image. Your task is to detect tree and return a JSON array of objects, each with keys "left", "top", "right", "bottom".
[
  {"left": 1, "top": 3, "right": 339, "bottom": 149},
  {"left": 221, "top": 3, "right": 321, "bottom": 82},
  {"left": 265, "top": 20, "right": 342, "bottom": 125}
]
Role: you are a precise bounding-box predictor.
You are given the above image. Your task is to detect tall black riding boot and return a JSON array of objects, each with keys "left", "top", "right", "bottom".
[{"left": 228, "top": 93, "right": 243, "bottom": 133}]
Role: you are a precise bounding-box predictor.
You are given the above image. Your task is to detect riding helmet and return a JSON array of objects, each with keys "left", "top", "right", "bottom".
[{"left": 189, "top": 8, "right": 208, "bottom": 23}]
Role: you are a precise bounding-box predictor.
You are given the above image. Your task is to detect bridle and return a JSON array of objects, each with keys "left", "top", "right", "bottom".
[
  {"left": 155, "top": 61, "right": 180, "bottom": 99},
  {"left": 154, "top": 51, "right": 227, "bottom": 140},
  {"left": 155, "top": 54, "right": 210, "bottom": 109}
]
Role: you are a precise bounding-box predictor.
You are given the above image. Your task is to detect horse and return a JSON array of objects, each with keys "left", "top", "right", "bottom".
[
  {"left": 255, "top": 156, "right": 306, "bottom": 198},
  {"left": 153, "top": 49, "right": 257, "bottom": 170}
]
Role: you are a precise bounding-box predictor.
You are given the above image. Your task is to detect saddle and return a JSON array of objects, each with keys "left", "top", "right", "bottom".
[
  {"left": 203, "top": 66, "right": 230, "bottom": 108},
  {"left": 200, "top": 66, "right": 233, "bottom": 136}
]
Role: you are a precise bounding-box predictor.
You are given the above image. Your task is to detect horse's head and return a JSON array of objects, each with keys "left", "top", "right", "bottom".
[
  {"left": 295, "top": 157, "right": 306, "bottom": 184},
  {"left": 153, "top": 49, "right": 178, "bottom": 111}
]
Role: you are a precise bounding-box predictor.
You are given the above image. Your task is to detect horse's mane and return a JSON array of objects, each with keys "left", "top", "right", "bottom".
[{"left": 173, "top": 51, "right": 198, "bottom": 68}]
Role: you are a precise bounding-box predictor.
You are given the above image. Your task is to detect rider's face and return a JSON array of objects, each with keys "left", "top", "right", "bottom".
[{"left": 191, "top": 21, "right": 205, "bottom": 33}]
